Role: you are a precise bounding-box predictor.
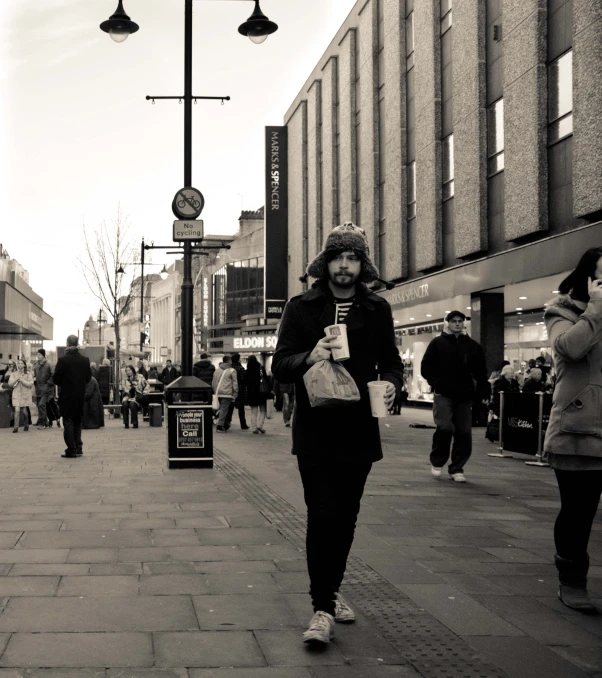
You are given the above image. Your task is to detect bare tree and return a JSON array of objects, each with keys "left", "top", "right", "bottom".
[{"left": 79, "top": 205, "right": 138, "bottom": 408}]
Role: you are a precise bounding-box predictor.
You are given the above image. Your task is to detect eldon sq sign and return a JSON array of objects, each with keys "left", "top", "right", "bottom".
[{"left": 173, "top": 220, "right": 204, "bottom": 241}]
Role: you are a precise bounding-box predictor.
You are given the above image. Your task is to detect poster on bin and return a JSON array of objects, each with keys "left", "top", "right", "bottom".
[
  {"left": 501, "top": 392, "right": 540, "bottom": 455},
  {"left": 176, "top": 409, "right": 204, "bottom": 449}
]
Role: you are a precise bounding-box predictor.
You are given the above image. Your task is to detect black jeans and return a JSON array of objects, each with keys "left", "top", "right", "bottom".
[
  {"left": 297, "top": 455, "right": 372, "bottom": 616},
  {"left": 122, "top": 400, "right": 140, "bottom": 427},
  {"left": 554, "top": 469, "right": 602, "bottom": 561},
  {"left": 63, "top": 415, "right": 82, "bottom": 455},
  {"left": 430, "top": 394, "right": 473, "bottom": 474}
]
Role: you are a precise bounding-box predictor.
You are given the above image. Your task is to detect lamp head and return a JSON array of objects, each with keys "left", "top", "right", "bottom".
[
  {"left": 238, "top": 0, "right": 277, "bottom": 44},
  {"left": 116, "top": 264, "right": 125, "bottom": 275},
  {"left": 100, "top": 0, "right": 139, "bottom": 43},
  {"left": 160, "top": 265, "right": 169, "bottom": 281}
]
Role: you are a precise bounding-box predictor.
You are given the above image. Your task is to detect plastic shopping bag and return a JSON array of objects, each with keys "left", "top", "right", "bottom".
[{"left": 303, "top": 360, "right": 360, "bottom": 408}]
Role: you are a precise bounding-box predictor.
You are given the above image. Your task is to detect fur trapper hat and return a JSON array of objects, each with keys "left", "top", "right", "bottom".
[{"left": 301, "top": 222, "right": 381, "bottom": 285}]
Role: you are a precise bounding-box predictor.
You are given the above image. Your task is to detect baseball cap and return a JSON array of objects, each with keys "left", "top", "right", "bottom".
[{"left": 445, "top": 310, "right": 466, "bottom": 322}]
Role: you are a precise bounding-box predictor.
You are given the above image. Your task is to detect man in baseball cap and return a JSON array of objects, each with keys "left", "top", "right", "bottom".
[{"left": 420, "top": 309, "right": 489, "bottom": 483}]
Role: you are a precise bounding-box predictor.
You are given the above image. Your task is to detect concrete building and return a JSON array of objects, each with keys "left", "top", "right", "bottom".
[
  {"left": 0, "top": 245, "right": 53, "bottom": 366},
  {"left": 150, "top": 262, "right": 182, "bottom": 365},
  {"left": 284, "top": 0, "right": 602, "bottom": 403}
]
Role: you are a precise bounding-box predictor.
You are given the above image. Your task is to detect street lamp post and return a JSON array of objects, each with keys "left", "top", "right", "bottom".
[{"left": 100, "top": 0, "right": 278, "bottom": 377}]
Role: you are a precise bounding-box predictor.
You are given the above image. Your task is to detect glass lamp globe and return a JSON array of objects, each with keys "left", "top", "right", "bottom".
[
  {"left": 109, "top": 25, "right": 129, "bottom": 43},
  {"left": 248, "top": 32, "right": 268, "bottom": 44}
]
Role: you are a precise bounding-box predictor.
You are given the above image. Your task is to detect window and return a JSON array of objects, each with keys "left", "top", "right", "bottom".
[
  {"left": 548, "top": 50, "right": 573, "bottom": 144},
  {"left": 487, "top": 98, "right": 504, "bottom": 176},
  {"left": 407, "top": 161, "right": 416, "bottom": 219},
  {"left": 442, "top": 134, "right": 454, "bottom": 200}
]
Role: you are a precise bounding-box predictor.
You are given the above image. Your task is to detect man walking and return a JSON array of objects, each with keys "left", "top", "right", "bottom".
[
  {"left": 420, "top": 310, "right": 489, "bottom": 483},
  {"left": 160, "top": 359, "right": 179, "bottom": 386},
  {"left": 193, "top": 353, "right": 215, "bottom": 385},
  {"left": 230, "top": 353, "right": 249, "bottom": 430},
  {"left": 272, "top": 223, "right": 403, "bottom": 645},
  {"left": 212, "top": 355, "right": 238, "bottom": 433},
  {"left": 52, "top": 335, "right": 91, "bottom": 458},
  {"left": 34, "top": 348, "right": 53, "bottom": 429}
]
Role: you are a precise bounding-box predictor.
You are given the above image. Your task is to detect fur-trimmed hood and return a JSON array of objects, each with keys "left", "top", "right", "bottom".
[{"left": 544, "top": 294, "right": 588, "bottom": 322}]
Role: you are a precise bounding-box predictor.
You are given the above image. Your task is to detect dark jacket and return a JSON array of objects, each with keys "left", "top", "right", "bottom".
[
  {"left": 160, "top": 366, "right": 179, "bottom": 385},
  {"left": 52, "top": 348, "right": 92, "bottom": 418},
  {"left": 82, "top": 377, "right": 105, "bottom": 429},
  {"left": 232, "top": 363, "right": 247, "bottom": 405},
  {"left": 193, "top": 359, "right": 215, "bottom": 387},
  {"left": 97, "top": 365, "right": 111, "bottom": 399},
  {"left": 137, "top": 366, "right": 148, "bottom": 380},
  {"left": 34, "top": 359, "right": 53, "bottom": 396},
  {"left": 489, "top": 376, "right": 520, "bottom": 414},
  {"left": 272, "top": 282, "right": 404, "bottom": 463},
  {"left": 420, "top": 331, "right": 489, "bottom": 401},
  {"left": 521, "top": 378, "right": 546, "bottom": 393},
  {"left": 245, "top": 364, "right": 268, "bottom": 407}
]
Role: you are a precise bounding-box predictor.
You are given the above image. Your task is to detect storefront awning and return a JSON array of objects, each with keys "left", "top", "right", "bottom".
[{"left": 0, "top": 282, "right": 53, "bottom": 340}]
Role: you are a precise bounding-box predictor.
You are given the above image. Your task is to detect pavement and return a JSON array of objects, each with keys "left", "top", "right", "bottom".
[{"left": 0, "top": 407, "right": 599, "bottom": 677}]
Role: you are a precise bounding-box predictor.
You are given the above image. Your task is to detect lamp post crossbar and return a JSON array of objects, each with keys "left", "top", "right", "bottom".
[{"left": 146, "top": 95, "right": 231, "bottom": 102}]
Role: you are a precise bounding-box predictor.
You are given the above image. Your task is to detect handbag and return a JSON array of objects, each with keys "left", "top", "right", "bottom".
[
  {"left": 485, "top": 416, "right": 500, "bottom": 443},
  {"left": 259, "top": 369, "right": 270, "bottom": 394}
]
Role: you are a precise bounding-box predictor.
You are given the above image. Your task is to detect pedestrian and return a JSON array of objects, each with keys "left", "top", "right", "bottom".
[
  {"left": 47, "top": 387, "right": 61, "bottom": 429},
  {"left": 1, "top": 360, "right": 17, "bottom": 426},
  {"left": 212, "top": 355, "right": 238, "bottom": 432},
  {"left": 8, "top": 359, "right": 34, "bottom": 433},
  {"left": 90, "top": 361, "right": 100, "bottom": 381},
  {"left": 521, "top": 367, "right": 546, "bottom": 393},
  {"left": 137, "top": 360, "right": 148, "bottom": 380},
  {"left": 34, "top": 348, "right": 53, "bottom": 429},
  {"left": 245, "top": 355, "right": 268, "bottom": 434},
  {"left": 275, "top": 379, "right": 295, "bottom": 427},
  {"left": 230, "top": 353, "right": 250, "bottom": 430},
  {"left": 272, "top": 222, "right": 403, "bottom": 645},
  {"left": 121, "top": 365, "right": 150, "bottom": 429},
  {"left": 543, "top": 246, "right": 602, "bottom": 613},
  {"left": 489, "top": 364, "right": 520, "bottom": 417},
  {"left": 148, "top": 365, "right": 160, "bottom": 381},
  {"left": 52, "top": 335, "right": 91, "bottom": 458},
  {"left": 160, "top": 359, "right": 180, "bottom": 386},
  {"left": 420, "top": 310, "right": 489, "bottom": 483},
  {"left": 192, "top": 353, "right": 215, "bottom": 384},
  {"left": 97, "top": 358, "right": 112, "bottom": 405},
  {"left": 82, "top": 376, "right": 105, "bottom": 429}
]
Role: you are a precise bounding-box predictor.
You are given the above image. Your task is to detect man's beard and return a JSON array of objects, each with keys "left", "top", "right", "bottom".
[{"left": 329, "top": 271, "right": 359, "bottom": 288}]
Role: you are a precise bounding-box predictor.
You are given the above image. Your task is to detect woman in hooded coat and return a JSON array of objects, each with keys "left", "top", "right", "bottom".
[
  {"left": 543, "top": 246, "right": 602, "bottom": 613},
  {"left": 82, "top": 376, "right": 105, "bottom": 429},
  {"left": 97, "top": 359, "right": 112, "bottom": 405}
]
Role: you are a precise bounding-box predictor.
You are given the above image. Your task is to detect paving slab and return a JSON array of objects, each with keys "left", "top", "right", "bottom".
[
  {"left": 108, "top": 671, "right": 188, "bottom": 678},
  {"left": 188, "top": 669, "right": 311, "bottom": 678},
  {"left": 153, "top": 631, "right": 265, "bottom": 667},
  {"left": 0, "top": 596, "right": 198, "bottom": 632},
  {"left": 0, "top": 577, "right": 59, "bottom": 597},
  {"left": 193, "top": 593, "right": 300, "bottom": 630},
  {"left": 57, "top": 575, "right": 139, "bottom": 596},
  {"left": 254, "top": 630, "right": 347, "bottom": 666},
  {"left": 0, "top": 633, "right": 153, "bottom": 668}
]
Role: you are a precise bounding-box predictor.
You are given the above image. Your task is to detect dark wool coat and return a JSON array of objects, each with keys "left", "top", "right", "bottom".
[
  {"left": 272, "top": 282, "right": 404, "bottom": 463},
  {"left": 82, "top": 377, "right": 105, "bottom": 429},
  {"left": 53, "top": 349, "right": 91, "bottom": 419},
  {"left": 193, "top": 360, "right": 215, "bottom": 387},
  {"left": 489, "top": 376, "right": 520, "bottom": 415},
  {"left": 97, "top": 365, "right": 111, "bottom": 399},
  {"left": 543, "top": 295, "right": 602, "bottom": 457},
  {"left": 245, "top": 365, "right": 268, "bottom": 407},
  {"left": 420, "top": 331, "right": 489, "bottom": 401}
]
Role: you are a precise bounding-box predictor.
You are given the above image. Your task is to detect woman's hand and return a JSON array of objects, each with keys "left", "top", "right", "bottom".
[{"left": 588, "top": 277, "right": 602, "bottom": 301}]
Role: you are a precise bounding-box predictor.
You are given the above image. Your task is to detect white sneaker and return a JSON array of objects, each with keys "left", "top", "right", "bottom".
[
  {"left": 334, "top": 593, "right": 355, "bottom": 623},
  {"left": 449, "top": 472, "right": 466, "bottom": 483},
  {"left": 302, "top": 611, "right": 335, "bottom": 644},
  {"left": 431, "top": 466, "right": 442, "bottom": 478}
]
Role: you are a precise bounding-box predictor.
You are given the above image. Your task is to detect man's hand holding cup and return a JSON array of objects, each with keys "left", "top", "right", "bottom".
[
  {"left": 306, "top": 335, "right": 342, "bottom": 366},
  {"left": 384, "top": 381, "right": 396, "bottom": 408}
]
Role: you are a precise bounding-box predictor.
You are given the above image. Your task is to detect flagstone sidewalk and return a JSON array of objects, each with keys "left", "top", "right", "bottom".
[{"left": 0, "top": 406, "right": 598, "bottom": 677}]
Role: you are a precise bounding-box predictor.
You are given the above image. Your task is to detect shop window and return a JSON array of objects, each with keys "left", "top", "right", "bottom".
[
  {"left": 548, "top": 50, "right": 572, "bottom": 145},
  {"left": 407, "top": 161, "right": 416, "bottom": 219},
  {"left": 442, "top": 134, "right": 454, "bottom": 200},
  {"left": 487, "top": 98, "right": 504, "bottom": 176}
]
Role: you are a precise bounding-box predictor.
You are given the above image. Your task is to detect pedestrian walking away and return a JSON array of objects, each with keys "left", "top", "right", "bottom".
[
  {"left": 121, "top": 365, "right": 150, "bottom": 429},
  {"left": 245, "top": 355, "right": 269, "bottom": 434},
  {"left": 272, "top": 222, "right": 403, "bottom": 645},
  {"left": 82, "top": 376, "right": 105, "bottom": 429},
  {"left": 97, "top": 358, "right": 112, "bottom": 405},
  {"left": 52, "top": 335, "right": 91, "bottom": 458},
  {"left": 274, "top": 378, "right": 295, "bottom": 427},
  {"left": 212, "top": 355, "right": 238, "bottom": 432},
  {"left": 420, "top": 310, "right": 489, "bottom": 483},
  {"left": 8, "top": 359, "right": 34, "bottom": 433},
  {"left": 231, "top": 353, "right": 249, "bottom": 429},
  {"left": 192, "top": 353, "right": 215, "bottom": 385},
  {"left": 34, "top": 348, "right": 53, "bottom": 429},
  {"left": 543, "top": 246, "right": 602, "bottom": 613}
]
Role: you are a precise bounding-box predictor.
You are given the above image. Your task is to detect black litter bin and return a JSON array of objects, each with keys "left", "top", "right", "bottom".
[
  {"left": 165, "top": 376, "right": 213, "bottom": 468},
  {"left": 149, "top": 403, "right": 162, "bottom": 427}
]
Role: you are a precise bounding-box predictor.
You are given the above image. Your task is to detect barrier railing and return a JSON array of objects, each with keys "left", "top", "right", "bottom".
[{"left": 487, "top": 391, "right": 551, "bottom": 467}]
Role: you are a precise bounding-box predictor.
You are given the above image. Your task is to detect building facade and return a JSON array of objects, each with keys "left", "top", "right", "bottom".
[
  {"left": 0, "top": 246, "right": 53, "bottom": 366},
  {"left": 150, "top": 262, "right": 183, "bottom": 365},
  {"left": 284, "top": 0, "right": 602, "bottom": 403}
]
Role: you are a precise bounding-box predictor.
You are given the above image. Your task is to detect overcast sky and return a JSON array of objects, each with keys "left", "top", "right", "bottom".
[{"left": 0, "top": 0, "right": 357, "bottom": 348}]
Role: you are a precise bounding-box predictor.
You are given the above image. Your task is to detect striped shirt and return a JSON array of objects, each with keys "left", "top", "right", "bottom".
[{"left": 334, "top": 297, "right": 355, "bottom": 323}]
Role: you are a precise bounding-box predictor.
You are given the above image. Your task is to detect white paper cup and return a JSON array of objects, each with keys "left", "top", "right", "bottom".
[
  {"left": 325, "top": 324, "right": 350, "bottom": 361},
  {"left": 367, "top": 381, "right": 389, "bottom": 418}
]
